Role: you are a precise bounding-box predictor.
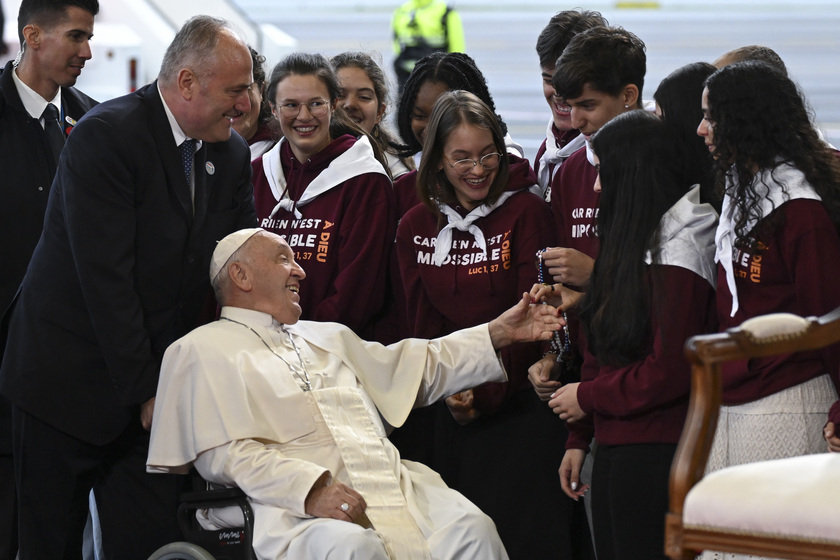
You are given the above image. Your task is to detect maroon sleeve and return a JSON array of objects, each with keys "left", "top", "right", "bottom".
[
  {"left": 310, "top": 172, "right": 395, "bottom": 334},
  {"left": 576, "top": 266, "right": 716, "bottom": 418},
  {"left": 394, "top": 170, "right": 421, "bottom": 218},
  {"left": 829, "top": 400, "right": 840, "bottom": 426},
  {"left": 781, "top": 202, "right": 840, "bottom": 390},
  {"left": 564, "top": 336, "right": 597, "bottom": 451}
]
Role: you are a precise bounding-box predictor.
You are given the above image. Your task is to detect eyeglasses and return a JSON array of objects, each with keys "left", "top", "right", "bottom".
[
  {"left": 443, "top": 152, "right": 503, "bottom": 174},
  {"left": 277, "top": 99, "right": 330, "bottom": 119}
]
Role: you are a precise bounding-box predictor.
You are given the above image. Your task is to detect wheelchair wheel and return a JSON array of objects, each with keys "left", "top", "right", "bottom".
[{"left": 147, "top": 541, "right": 216, "bottom": 560}]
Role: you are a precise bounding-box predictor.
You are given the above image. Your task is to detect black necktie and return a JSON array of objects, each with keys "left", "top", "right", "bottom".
[
  {"left": 179, "top": 138, "right": 196, "bottom": 182},
  {"left": 42, "top": 103, "right": 65, "bottom": 165}
]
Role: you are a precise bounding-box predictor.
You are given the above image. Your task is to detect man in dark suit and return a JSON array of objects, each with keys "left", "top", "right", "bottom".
[
  {"left": 0, "top": 14, "right": 257, "bottom": 559},
  {"left": 0, "top": 1, "right": 99, "bottom": 558}
]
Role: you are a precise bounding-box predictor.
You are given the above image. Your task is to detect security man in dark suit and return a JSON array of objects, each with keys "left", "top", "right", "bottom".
[
  {"left": 0, "top": 14, "right": 257, "bottom": 559},
  {"left": 0, "top": 1, "right": 99, "bottom": 558}
]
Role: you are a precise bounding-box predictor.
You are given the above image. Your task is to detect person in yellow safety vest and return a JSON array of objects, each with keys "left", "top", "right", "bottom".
[{"left": 392, "top": 0, "right": 465, "bottom": 92}]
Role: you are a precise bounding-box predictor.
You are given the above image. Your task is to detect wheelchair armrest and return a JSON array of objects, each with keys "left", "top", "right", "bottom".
[
  {"left": 180, "top": 486, "right": 248, "bottom": 506},
  {"left": 177, "top": 486, "right": 255, "bottom": 560}
]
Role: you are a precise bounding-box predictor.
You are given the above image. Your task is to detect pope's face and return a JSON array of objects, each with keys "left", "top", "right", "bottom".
[{"left": 247, "top": 233, "right": 306, "bottom": 324}]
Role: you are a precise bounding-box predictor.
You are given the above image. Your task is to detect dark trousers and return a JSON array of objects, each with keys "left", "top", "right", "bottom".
[
  {"left": 12, "top": 405, "right": 188, "bottom": 560},
  {"left": 590, "top": 442, "right": 676, "bottom": 560},
  {"left": 430, "top": 390, "right": 594, "bottom": 560}
]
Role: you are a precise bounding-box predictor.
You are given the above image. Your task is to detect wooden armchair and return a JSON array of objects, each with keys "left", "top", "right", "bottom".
[{"left": 665, "top": 307, "right": 840, "bottom": 560}]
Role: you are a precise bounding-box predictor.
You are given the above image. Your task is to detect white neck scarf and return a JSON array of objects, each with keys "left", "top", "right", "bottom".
[
  {"left": 264, "top": 135, "right": 389, "bottom": 219},
  {"left": 584, "top": 138, "right": 596, "bottom": 167},
  {"left": 535, "top": 119, "right": 586, "bottom": 198},
  {"left": 433, "top": 191, "right": 516, "bottom": 266},
  {"left": 715, "top": 163, "right": 821, "bottom": 316},
  {"left": 645, "top": 185, "right": 718, "bottom": 288}
]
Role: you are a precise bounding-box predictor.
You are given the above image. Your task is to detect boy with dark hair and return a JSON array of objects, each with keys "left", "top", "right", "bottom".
[
  {"left": 0, "top": 1, "right": 99, "bottom": 557},
  {"left": 544, "top": 25, "right": 646, "bottom": 288},
  {"left": 533, "top": 9, "right": 606, "bottom": 197},
  {"left": 529, "top": 25, "right": 647, "bottom": 427}
]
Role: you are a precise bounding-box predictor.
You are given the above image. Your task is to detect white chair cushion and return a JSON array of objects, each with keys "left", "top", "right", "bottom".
[
  {"left": 684, "top": 453, "right": 840, "bottom": 543},
  {"left": 740, "top": 313, "right": 810, "bottom": 341}
]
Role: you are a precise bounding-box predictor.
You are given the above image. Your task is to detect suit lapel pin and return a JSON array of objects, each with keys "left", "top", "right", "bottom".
[
  {"left": 205, "top": 161, "right": 216, "bottom": 175},
  {"left": 65, "top": 115, "right": 77, "bottom": 136}
]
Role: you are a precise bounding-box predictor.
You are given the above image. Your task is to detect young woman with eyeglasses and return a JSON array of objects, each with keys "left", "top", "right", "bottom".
[
  {"left": 250, "top": 52, "right": 395, "bottom": 338},
  {"left": 395, "top": 91, "right": 587, "bottom": 560},
  {"left": 392, "top": 51, "right": 525, "bottom": 218}
]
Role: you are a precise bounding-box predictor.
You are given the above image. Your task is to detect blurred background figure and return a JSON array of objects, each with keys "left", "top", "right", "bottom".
[
  {"left": 233, "top": 46, "right": 282, "bottom": 160},
  {"left": 713, "top": 44, "right": 787, "bottom": 72},
  {"left": 391, "top": 0, "right": 464, "bottom": 93}
]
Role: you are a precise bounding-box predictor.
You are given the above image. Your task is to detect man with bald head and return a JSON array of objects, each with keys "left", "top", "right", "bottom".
[
  {"left": 148, "top": 228, "right": 563, "bottom": 560},
  {"left": 0, "top": 15, "right": 257, "bottom": 559}
]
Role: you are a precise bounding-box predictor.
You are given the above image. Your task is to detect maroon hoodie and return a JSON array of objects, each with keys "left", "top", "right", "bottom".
[
  {"left": 549, "top": 146, "right": 600, "bottom": 261},
  {"left": 717, "top": 199, "right": 840, "bottom": 406},
  {"left": 396, "top": 155, "right": 557, "bottom": 412},
  {"left": 566, "top": 265, "right": 717, "bottom": 450}
]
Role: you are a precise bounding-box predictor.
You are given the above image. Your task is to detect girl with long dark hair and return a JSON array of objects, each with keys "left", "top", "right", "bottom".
[
  {"left": 542, "top": 110, "right": 717, "bottom": 560},
  {"left": 653, "top": 61, "right": 718, "bottom": 210}
]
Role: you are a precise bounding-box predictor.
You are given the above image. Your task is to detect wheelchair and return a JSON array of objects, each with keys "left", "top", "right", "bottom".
[{"left": 147, "top": 477, "right": 256, "bottom": 560}]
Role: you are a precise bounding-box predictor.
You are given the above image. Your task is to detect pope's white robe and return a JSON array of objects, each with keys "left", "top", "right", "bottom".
[{"left": 147, "top": 307, "right": 510, "bottom": 560}]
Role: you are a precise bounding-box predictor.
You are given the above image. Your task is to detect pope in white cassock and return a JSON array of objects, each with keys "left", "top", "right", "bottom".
[{"left": 146, "top": 228, "right": 564, "bottom": 560}]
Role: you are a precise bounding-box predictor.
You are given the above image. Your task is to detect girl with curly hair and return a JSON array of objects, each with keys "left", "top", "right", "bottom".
[{"left": 698, "top": 61, "right": 840, "bottom": 506}]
